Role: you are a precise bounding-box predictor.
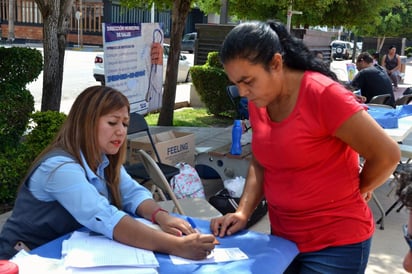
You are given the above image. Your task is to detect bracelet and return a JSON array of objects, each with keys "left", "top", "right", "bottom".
[{"left": 151, "top": 208, "right": 168, "bottom": 224}]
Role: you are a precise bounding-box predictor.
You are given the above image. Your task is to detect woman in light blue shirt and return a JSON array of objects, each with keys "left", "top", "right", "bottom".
[{"left": 0, "top": 85, "right": 217, "bottom": 260}]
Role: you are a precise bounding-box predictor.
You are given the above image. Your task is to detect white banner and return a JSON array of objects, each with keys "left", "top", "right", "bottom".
[{"left": 103, "top": 23, "right": 164, "bottom": 113}]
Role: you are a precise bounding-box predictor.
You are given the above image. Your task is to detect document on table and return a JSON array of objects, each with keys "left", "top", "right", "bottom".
[
  {"left": 11, "top": 250, "right": 67, "bottom": 274},
  {"left": 62, "top": 231, "right": 159, "bottom": 270},
  {"left": 169, "top": 247, "right": 248, "bottom": 265}
]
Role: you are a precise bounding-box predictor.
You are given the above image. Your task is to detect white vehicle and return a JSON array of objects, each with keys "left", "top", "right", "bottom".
[
  {"left": 93, "top": 44, "right": 192, "bottom": 85},
  {"left": 330, "top": 40, "right": 353, "bottom": 60}
]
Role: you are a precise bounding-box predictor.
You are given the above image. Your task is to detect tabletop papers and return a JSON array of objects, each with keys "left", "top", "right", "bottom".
[
  {"left": 169, "top": 247, "right": 248, "bottom": 265},
  {"left": 62, "top": 231, "right": 159, "bottom": 273}
]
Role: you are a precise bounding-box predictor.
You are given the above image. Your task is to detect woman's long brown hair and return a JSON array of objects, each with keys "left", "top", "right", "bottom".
[{"left": 26, "top": 86, "right": 130, "bottom": 209}]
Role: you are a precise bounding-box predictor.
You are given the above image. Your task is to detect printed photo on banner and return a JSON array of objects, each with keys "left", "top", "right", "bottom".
[{"left": 103, "top": 23, "right": 164, "bottom": 114}]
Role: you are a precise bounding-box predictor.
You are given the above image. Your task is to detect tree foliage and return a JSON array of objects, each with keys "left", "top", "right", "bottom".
[
  {"left": 353, "top": 0, "right": 412, "bottom": 39},
  {"left": 198, "top": 0, "right": 401, "bottom": 33}
]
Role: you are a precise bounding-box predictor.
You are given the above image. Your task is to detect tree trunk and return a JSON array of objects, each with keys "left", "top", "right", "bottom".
[
  {"left": 157, "top": 0, "right": 191, "bottom": 126},
  {"left": 36, "top": 0, "right": 73, "bottom": 112},
  {"left": 377, "top": 36, "right": 386, "bottom": 53},
  {"left": 7, "top": 0, "right": 15, "bottom": 42}
]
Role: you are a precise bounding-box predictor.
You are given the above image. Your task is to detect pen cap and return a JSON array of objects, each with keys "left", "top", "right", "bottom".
[{"left": 0, "top": 260, "right": 18, "bottom": 274}]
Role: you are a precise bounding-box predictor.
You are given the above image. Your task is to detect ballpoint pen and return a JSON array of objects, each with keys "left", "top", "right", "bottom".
[{"left": 186, "top": 216, "right": 220, "bottom": 245}]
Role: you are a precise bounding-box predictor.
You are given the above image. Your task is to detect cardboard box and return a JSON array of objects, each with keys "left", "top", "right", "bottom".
[{"left": 127, "top": 130, "right": 195, "bottom": 166}]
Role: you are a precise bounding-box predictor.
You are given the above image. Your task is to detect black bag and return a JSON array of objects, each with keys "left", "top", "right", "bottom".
[
  {"left": 403, "top": 87, "right": 412, "bottom": 95},
  {"left": 209, "top": 188, "right": 268, "bottom": 228}
]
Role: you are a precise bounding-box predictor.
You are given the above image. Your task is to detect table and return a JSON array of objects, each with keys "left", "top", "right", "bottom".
[
  {"left": 195, "top": 142, "right": 252, "bottom": 181},
  {"left": 31, "top": 216, "right": 298, "bottom": 274},
  {"left": 371, "top": 114, "right": 412, "bottom": 229},
  {"left": 383, "top": 116, "right": 412, "bottom": 143}
]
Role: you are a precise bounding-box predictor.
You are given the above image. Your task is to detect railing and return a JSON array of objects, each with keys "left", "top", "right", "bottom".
[{"left": 0, "top": 0, "right": 103, "bottom": 33}]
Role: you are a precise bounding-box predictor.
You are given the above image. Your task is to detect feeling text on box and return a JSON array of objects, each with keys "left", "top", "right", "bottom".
[{"left": 127, "top": 130, "right": 195, "bottom": 166}]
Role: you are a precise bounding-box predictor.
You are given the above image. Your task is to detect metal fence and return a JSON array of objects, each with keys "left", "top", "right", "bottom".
[{"left": 0, "top": 0, "right": 103, "bottom": 33}]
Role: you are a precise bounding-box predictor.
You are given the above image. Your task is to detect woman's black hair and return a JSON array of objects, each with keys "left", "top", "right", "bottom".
[{"left": 220, "top": 20, "right": 338, "bottom": 81}]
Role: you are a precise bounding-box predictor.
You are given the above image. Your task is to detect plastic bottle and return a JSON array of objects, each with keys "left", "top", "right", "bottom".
[{"left": 230, "top": 120, "right": 242, "bottom": 155}]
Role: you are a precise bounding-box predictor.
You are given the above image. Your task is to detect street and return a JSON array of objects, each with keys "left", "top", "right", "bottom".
[{"left": 27, "top": 47, "right": 194, "bottom": 114}]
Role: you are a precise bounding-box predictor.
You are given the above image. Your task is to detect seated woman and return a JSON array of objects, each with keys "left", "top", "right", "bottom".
[{"left": 0, "top": 85, "right": 217, "bottom": 260}]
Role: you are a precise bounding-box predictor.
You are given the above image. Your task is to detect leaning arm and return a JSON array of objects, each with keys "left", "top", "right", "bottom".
[
  {"left": 335, "top": 110, "right": 400, "bottom": 194},
  {"left": 236, "top": 155, "right": 265, "bottom": 218}
]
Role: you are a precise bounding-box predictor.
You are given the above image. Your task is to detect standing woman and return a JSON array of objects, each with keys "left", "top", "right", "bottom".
[
  {"left": 0, "top": 86, "right": 217, "bottom": 260},
  {"left": 210, "top": 21, "right": 400, "bottom": 273}
]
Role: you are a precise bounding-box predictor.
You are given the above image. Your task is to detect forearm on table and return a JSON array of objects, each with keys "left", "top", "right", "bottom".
[
  {"left": 113, "top": 215, "right": 181, "bottom": 255},
  {"left": 359, "top": 159, "right": 398, "bottom": 194},
  {"left": 237, "top": 157, "right": 265, "bottom": 217},
  {"left": 135, "top": 199, "right": 168, "bottom": 222}
]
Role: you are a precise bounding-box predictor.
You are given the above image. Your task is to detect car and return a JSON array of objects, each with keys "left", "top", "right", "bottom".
[
  {"left": 330, "top": 40, "right": 354, "bottom": 60},
  {"left": 93, "top": 44, "right": 192, "bottom": 85},
  {"left": 181, "top": 32, "right": 197, "bottom": 53}
]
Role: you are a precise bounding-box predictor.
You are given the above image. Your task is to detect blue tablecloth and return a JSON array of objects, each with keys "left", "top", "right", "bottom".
[
  {"left": 367, "top": 104, "right": 412, "bottom": 129},
  {"left": 31, "top": 216, "right": 298, "bottom": 274}
]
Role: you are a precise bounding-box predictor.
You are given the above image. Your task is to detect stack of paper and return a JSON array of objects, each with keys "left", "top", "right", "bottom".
[{"left": 62, "top": 231, "right": 159, "bottom": 273}]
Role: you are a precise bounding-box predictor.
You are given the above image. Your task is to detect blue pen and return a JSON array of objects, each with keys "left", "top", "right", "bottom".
[
  {"left": 186, "top": 216, "right": 220, "bottom": 245},
  {"left": 186, "top": 216, "right": 199, "bottom": 231}
]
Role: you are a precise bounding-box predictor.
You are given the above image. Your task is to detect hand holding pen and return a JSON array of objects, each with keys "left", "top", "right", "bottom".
[{"left": 187, "top": 216, "right": 220, "bottom": 245}]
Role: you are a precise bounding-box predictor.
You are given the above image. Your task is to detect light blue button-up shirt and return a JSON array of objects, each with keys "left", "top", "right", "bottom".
[{"left": 28, "top": 153, "right": 153, "bottom": 239}]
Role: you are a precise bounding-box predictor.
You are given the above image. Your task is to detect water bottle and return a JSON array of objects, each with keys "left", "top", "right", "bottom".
[{"left": 230, "top": 120, "right": 242, "bottom": 155}]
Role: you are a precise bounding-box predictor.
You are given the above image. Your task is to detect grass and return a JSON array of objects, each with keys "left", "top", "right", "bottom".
[{"left": 145, "top": 107, "right": 233, "bottom": 127}]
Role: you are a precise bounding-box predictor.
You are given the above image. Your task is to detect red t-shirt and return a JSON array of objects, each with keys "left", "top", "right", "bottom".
[{"left": 249, "top": 71, "right": 374, "bottom": 252}]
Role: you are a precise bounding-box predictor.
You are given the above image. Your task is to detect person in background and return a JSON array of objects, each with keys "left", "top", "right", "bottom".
[
  {"left": 381, "top": 45, "right": 402, "bottom": 89},
  {"left": 313, "top": 50, "right": 324, "bottom": 61},
  {"left": 210, "top": 20, "right": 400, "bottom": 273},
  {"left": 351, "top": 52, "right": 395, "bottom": 107},
  {"left": 0, "top": 86, "right": 217, "bottom": 260}
]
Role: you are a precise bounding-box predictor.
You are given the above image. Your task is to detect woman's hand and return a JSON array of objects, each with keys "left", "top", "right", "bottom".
[
  {"left": 404, "top": 251, "right": 412, "bottom": 273},
  {"left": 210, "top": 212, "right": 248, "bottom": 237},
  {"left": 173, "top": 233, "right": 217, "bottom": 260},
  {"left": 362, "top": 191, "right": 373, "bottom": 202},
  {"left": 156, "top": 213, "right": 197, "bottom": 236}
]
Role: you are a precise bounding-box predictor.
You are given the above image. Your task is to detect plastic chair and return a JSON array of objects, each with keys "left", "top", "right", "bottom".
[
  {"left": 227, "top": 85, "right": 249, "bottom": 120},
  {"left": 136, "top": 149, "right": 222, "bottom": 219},
  {"left": 395, "top": 94, "right": 412, "bottom": 106},
  {"left": 125, "top": 112, "right": 180, "bottom": 191},
  {"left": 369, "top": 94, "right": 392, "bottom": 105},
  {"left": 366, "top": 103, "right": 394, "bottom": 109}
]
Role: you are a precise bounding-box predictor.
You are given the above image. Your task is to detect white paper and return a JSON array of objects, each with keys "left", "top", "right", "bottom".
[
  {"left": 62, "top": 231, "right": 159, "bottom": 268},
  {"left": 11, "top": 250, "right": 67, "bottom": 274},
  {"left": 68, "top": 265, "right": 158, "bottom": 274},
  {"left": 169, "top": 248, "right": 248, "bottom": 265}
]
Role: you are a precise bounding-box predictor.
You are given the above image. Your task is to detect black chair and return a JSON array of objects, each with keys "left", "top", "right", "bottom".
[
  {"left": 395, "top": 94, "right": 412, "bottom": 106},
  {"left": 125, "top": 112, "right": 180, "bottom": 189},
  {"left": 227, "top": 85, "right": 249, "bottom": 120},
  {"left": 369, "top": 94, "right": 392, "bottom": 105}
]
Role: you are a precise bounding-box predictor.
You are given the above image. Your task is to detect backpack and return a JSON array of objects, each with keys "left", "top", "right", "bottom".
[{"left": 170, "top": 162, "right": 205, "bottom": 199}]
